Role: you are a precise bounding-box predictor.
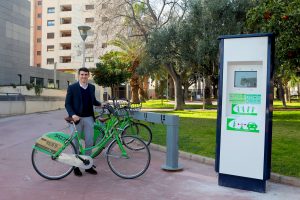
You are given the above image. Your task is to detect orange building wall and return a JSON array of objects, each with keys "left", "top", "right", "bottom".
[{"left": 33, "top": 0, "right": 42, "bottom": 67}]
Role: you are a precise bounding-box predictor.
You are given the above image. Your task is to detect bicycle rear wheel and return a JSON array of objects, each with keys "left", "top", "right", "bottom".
[
  {"left": 31, "top": 142, "right": 77, "bottom": 180},
  {"left": 121, "top": 122, "right": 152, "bottom": 146},
  {"left": 106, "top": 136, "right": 151, "bottom": 179}
]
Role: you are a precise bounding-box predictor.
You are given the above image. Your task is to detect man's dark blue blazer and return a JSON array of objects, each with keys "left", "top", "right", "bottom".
[{"left": 65, "top": 82, "right": 101, "bottom": 117}]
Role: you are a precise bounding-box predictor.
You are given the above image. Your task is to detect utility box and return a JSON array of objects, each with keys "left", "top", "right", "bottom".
[{"left": 215, "top": 33, "right": 274, "bottom": 193}]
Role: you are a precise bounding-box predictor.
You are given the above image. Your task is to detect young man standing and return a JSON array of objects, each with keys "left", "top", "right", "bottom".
[{"left": 65, "top": 67, "right": 101, "bottom": 176}]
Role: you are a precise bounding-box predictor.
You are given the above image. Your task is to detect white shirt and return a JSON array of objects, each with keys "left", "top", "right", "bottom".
[{"left": 79, "top": 82, "right": 88, "bottom": 90}]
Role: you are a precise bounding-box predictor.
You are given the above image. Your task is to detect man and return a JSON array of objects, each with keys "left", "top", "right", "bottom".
[{"left": 65, "top": 67, "right": 101, "bottom": 176}]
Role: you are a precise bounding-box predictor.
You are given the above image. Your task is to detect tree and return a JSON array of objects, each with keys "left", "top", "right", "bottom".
[
  {"left": 187, "top": 0, "right": 257, "bottom": 106},
  {"left": 94, "top": 0, "right": 187, "bottom": 42},
  {"left": 109, "top": 36, "right": 145, "bottom": 103},
  {"left": 91, "top": 51, "right": 131, "bottom": 97},
  {"left": 145, "top": 22, "right": 189, "bottom": 110},
  {"left": 94, "top": 0, "right": 187, "bottom": 105},
  {"left": 246, "top": 0, "right": 300, "bottom": 107}
]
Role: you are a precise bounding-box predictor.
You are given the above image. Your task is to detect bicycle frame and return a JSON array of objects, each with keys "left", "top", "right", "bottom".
[{"left": 33, "top": 115, "right": 129, "bottom": 160}]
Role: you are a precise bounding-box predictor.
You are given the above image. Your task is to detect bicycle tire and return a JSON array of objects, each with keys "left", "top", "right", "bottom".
[
  {"left": 31, "top": 142, "right": 77, "bottom": 180},
  {"left": 106, "top": 136, "right": 151, "bottom": 179},
  {"left": 121, "top": 122, "right": 152, "bottom": 146}
]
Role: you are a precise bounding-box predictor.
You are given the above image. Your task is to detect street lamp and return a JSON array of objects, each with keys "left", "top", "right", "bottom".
[{"left": 78, "top": 25, "right": 91, "bottom": 68}]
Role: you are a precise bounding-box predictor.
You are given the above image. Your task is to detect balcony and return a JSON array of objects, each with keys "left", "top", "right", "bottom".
[
  {"left": 60, "top": 43, "right": 71, "bottom": 50},
  {"left": 60, "top": 17, "right": 72, "bottom": 24},
  {"left": 60, "top": 30, "right": 71, "bottom": 37},
  {"left": 61, "top": 5, "right": 72, "bottom": 12},
  {"left": 60, "top": 56, "right": 71, "bottom": 63}
]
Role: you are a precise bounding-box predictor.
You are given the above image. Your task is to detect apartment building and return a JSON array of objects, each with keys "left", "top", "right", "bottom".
[{"left": 29, "top": 0, "right": 101, "bottom": 72}]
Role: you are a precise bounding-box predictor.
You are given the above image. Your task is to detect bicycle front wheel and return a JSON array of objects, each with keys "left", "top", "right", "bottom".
[
  {"left": 122, "top": 122, "right": 152, "bottom": 146},
  {"left": 106, "top": 136, "right": 151, "bottom": 179},
  {"left": 31, "top": 142, "right": 77, "bottom": 180}
]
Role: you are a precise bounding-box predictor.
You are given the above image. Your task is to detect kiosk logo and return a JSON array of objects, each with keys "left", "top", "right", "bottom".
[
  {"left": 232, "top": 104, "right": 258, "bottom": 116},
  {"left": 226, "top": 118, "right": 259, "bottom": 133}
]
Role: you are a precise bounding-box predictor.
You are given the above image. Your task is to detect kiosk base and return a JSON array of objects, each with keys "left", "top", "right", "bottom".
[{"left": 218, "top": 173, "right": 266, "bottom": 193}]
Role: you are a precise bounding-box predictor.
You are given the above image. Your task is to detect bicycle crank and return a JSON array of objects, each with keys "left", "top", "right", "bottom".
[{"left": 56, "top": 153, "right": 94, "bottom": 169}]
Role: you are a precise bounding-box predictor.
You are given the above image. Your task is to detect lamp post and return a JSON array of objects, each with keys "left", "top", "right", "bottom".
[{"left": 78, "top": 25, "right": 91, "bottom": 68}]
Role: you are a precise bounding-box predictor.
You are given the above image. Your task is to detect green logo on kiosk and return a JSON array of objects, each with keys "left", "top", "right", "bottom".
[
  {"left": 226, "top": 118, "right": 259, "bottom": 133},
  {"left": 232, "top": 104, "right": 258, "bottom": 115}
]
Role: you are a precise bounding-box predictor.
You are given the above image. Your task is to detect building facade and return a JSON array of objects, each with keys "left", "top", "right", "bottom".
[{"left": 36, "top": 0, "right": 101, "bottom": 72}]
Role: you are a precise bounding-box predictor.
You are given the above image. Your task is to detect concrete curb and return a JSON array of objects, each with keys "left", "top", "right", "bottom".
[{"left": 149, "top": 143, "right": 300, "bottom": 188}]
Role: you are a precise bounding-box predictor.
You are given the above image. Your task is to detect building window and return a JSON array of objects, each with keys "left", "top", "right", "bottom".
[
  {"left": 37, "top": 13, "right": 42, "bottom": 18},
  {"left": 60, "top": 43, "right": 71, "bottom": 50},
  {"left": 47, "top": 58, "right": 54, "bottom": 64},
  {"left": 37, "top": 51, "right": 41, "bottom": 56},
  {"left": 61, "top": 30, "right": 71, "bottom": 37},
  {"left": 47, "top": 45, "right": 54, "bottom": 52},
  {"left": 30, "top": 77, "right": 44, "bottom": 86},
  {"left": 37, "top": 1, "right": 42, "bottom": 6},
  {"left": 102, "top": 43, "right": 107, "bottom": 48},
  {"left": 37, "top": 26, "right": 42, "bottom": 30},
  {"left": 85, "top": 18, "right": 94, "bottom": 23},
  {"left": 47, "top": 20, "right": 55, "bottom": 26},
  {"left": 47, "top": 32, "right": 55, "bottom": 39},
  {"left": 85, "top": 5, "right": 94, "bottom": 10},
  {"left": 47, "top": 7, "right": 55, "bottom": 13},
  {"left": 61, "top": 18, "right": 71, "bottom": 24},
  {"left": 60, "top": 56, "right": 71, "bottom": 63},
  {"left": 61, "top": 5, "right": 72, "bottom": 12},
  {"left": 85, "top": 43, "right": 94, "bottom": 49},
  {"left": 85, "top": 57, "right": 94, "bottom": 62},
  {"left": 48, "top": 79, "right": 59, "bottom": 89},
  {"left": 37, "top": 38, "right": 41, "bottom": 43}
]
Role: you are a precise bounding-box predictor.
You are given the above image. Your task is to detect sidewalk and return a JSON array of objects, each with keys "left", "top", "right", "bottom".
[{"left": 0, "top": 109, "right": 300, "bottom": 200}]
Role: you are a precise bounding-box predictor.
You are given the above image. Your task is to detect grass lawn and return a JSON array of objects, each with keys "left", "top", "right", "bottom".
[
  {"left": 142, "top": 100, "right": 300, "bottom": 178},
  {"left": 142, "top": 99, "right": 217, "bottom": 109}
]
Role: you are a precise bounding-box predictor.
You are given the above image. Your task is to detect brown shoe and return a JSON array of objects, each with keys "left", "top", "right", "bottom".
[
  {"left": 85, "top": 167, "right": 97, "bottom": 175},
  {"left": 73, "top": 167, "right": 82, "bottom": 176}
]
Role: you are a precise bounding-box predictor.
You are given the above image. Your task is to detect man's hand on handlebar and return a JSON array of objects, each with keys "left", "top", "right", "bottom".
[{"left": 72, "top": 115, "right": 80, "bottom": 122}]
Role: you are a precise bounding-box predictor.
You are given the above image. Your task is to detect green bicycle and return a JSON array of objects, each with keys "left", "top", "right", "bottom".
[
  {"left": 95, "top": 100, "right": 152, "bottom": 147},
  {"left": 31, "top": 105, "right": 151, "bottom": 180}
]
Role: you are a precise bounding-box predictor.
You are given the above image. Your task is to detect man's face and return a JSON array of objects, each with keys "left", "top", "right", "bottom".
[{"left": 78, "top": 71, "right": 89, "bottom": 84}]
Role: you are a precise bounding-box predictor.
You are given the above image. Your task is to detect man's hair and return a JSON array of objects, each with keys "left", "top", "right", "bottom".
[{"left": 78, "top": 67, "right": 89, "bottom": 74}]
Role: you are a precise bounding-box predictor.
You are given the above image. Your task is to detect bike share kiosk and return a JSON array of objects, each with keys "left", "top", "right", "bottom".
[{"left": 215, "top": 33, "right": 274, "bottom": 193}]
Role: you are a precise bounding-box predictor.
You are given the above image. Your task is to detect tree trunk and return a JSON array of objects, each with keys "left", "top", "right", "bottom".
[
  {"left": 278, "top": 78, "right": 287, "bottom": 108},
  {"left": 143, "top": 76, "right": 149, "bottom": 99},
  {"left": 129, "top": 60, "right": 140, "bottom": 103},
  {"left": 204, "top": 76, "right": 212, "bottom": 105},
  {"left": 169, "top": 75, "right": 175, "bottom": 99},
  {"left": 285, "top": 85, "right": 290, "bottom": 103},
  {"left": 130, "top": 73, "right": 140, "bottom": 103},
  {"left": 165, "top": 63, "right": 184, "bottom": 110},
  {"left": 183, "top": 82, "right": 189, "bottom": 101}
]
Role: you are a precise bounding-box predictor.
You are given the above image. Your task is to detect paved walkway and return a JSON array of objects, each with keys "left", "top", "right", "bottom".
[{"left": 0, "top": 109, "right": 300, "bottom": 200}]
